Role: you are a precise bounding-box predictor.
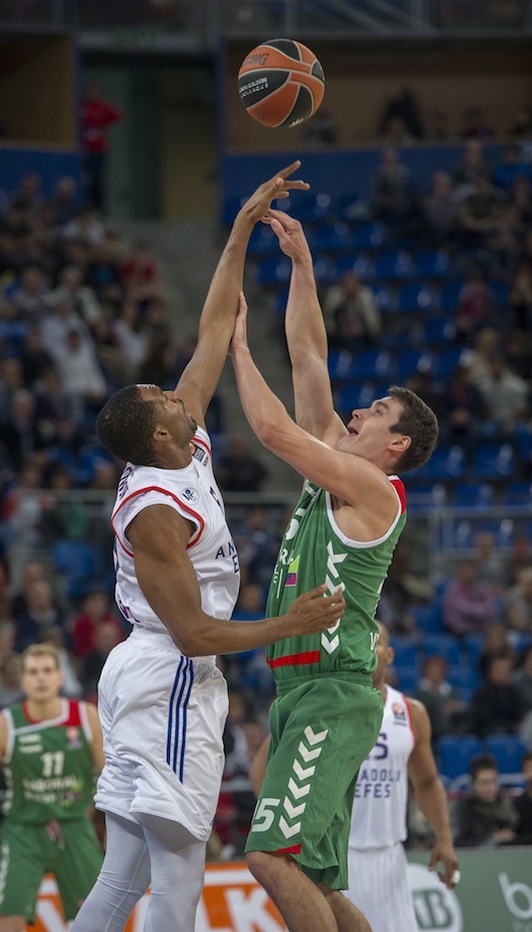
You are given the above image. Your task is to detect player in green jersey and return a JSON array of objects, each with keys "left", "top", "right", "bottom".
[
  {"left": 0, "top": 644, "right": 104, "bottom": 931},
  {"left": 230, "top": 208, "right": 439, "bottom": 932}
]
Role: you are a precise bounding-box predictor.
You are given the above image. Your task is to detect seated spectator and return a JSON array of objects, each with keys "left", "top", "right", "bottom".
[
  {"left": 71, "top": 589, "right": 125, "bottom": 659},
  {"left": 217, "top": 435, "right": 268, "bottom": 493},
  {"left": 81, "top": 620, "right": 124, "bottom": 700},
  {"left": 441, "top": 359, "right": 487, "bottom": 449},
  {"left": 323, "top": 271, "right": 381, "bottom": 350},
  {"left": 459, "top": 106, "right": 496, "bottom": 143},
  {"left": 5, "top": 263, "right": 51, "bottom": 322},
  {"left": 458, "top": 169, "right": 506, "bottom": 249},
  {"left": 492, "top": 143, "right": 532, "bottom": 192},
  {"left": 442, "top": 559, "right": 500, "bottom": 638},
  {"left": 505, "top": 533, "right": 532, "bottom": 588},
  {"left": 513, "top": 751, "right": 532, "bottom": 844},
  {"left": 14, "top": 579, "right": 67, "bottom": 651},
  {"left": 63, "top": 207, "right": 105, "bottom": 247},
  {"left": 112, "top": 297, "right": 148, "bottom": 377},
  {"left": 473, "top": 532, "right": 508, "bottom": 592},
  {"left": 513, "top": 644, "right": 532, "bottom": 710},
  {"left": 0, "top": 651, "right": 24, "bottom": 707},
  {"left": 231, "top": 505, "right": 279, "bottom": 591},
  {"left": 471, "top": 653, "right": 528, "bottom": 738},
  {"left": 452, "top": 139, "right": 489, "bottom": 192},
  {"left": 371, "top": 146, "right": 413, "bottom": 227},
  {"left": 20, "top": 327, "right": 55, "bottom": 387},
  {"left": 53, "top": 327, "right": 108, "bottom": 418},
  {"left": 421, "top": 171, "right": 460, "bottom": 248},
  {"left": 378, "top": 537, "right": 434, "bottom": 636},
  {"left": 2, "top": 389, "right": 49, "bottom": 473},
  {"left": 452, "top": 753, "right": 518, "bottom": 847},
  {"left": 465, "top": 326, "right": 502, "bottom": 382},
  {"left": 454, "top": 271, "right": 496, "bottom": 345},
  {"left": 505, "top": 567, "right": 532, "bottom": 634},
  {"left": 50, "top": 175, "right": 79, "bottom": 228},
  {"left": 120, "top": 238, "right": 164, "bottom": 304},
  {"left": 509, "top": 259, "right": 532, "bottom": 332},
  {"left": 413, "top": 655, "right": 467, "bottom": 741},
  {"left": 477, "top": 622, "right": 517, "bottom": 678},
  {"left": 475, "top": 353, "right": 529, "bottom": 431}
]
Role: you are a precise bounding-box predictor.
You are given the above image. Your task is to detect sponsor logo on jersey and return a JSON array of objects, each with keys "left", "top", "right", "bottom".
[
  {"left": 192, "top": 443, "right": 207, "bottom": 464},
  {"left": 182, "top": 487, "right": 199, "bottom": 504},
  {"left": 285, "top": 555, "right": 300, "bottom": 587},
  {"left": 66, "top": 727, "right": 82, "bottom": 749},
  {"left": 392, "top": 702, "right": 407, "bottom": 724}
]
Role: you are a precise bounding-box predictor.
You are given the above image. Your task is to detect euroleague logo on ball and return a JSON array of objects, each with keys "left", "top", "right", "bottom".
[{"left": 238, "top": 38, "right": 325, "bottom": 128}]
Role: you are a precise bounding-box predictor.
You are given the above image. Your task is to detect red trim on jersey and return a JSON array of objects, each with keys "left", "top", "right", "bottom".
[
  {"left": 389, "top": 476, "right": 407, "bottom": 514},
  {"left": 111, "top": 486, "right": 205, "bottom": 557},
  {"left": 22, "top": 699, "right": 80, "bottom": 726},
  {"left": 274, "top": 843, "right": 302, "bottom": 855},
  {"left": 403, "top": 695, "right": 416, "bottom": 747},
  {"left": 267, "top": 650, "right": 320, "bottom": 669},
  {"left": 192, "top": 434, "right": 212, "bottom": 459}
]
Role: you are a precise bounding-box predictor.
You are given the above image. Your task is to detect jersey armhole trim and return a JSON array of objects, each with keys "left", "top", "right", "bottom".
[
  {"left": 111, "top": 485, "right": 205, "bottom": 557},
  {"left": 403, "top": 696, "right": 416, "bottom": 747}
]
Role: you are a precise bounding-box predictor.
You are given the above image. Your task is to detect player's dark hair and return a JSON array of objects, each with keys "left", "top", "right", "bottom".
[
  {"left": 96, "top": 385, "right": 157, "bottom": 465},
  {"left": 469, "top": 753, "right": 498, "bottom": 781},
  {"left": 388, "top": 385, "right": 439, "bottom": 473}
]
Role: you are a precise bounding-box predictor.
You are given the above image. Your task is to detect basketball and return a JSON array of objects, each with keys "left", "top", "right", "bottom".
[{"left": 237, "top": 38, "right": 325, "bottom": 128}]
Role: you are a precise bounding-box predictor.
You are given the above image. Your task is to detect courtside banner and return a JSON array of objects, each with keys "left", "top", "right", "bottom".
[{"left": 27, "top": 851, "right": 532, "bottom": 931}]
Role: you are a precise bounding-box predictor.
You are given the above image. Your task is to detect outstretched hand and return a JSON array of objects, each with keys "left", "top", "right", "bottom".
[
  {"left": 229, "top": 291, "right": 249, "bottom": 356},
  {"left": 285, "top": 584, "right": 346, "bottom": 637},
  {"left": 262, "top": 208, "right": 312, "bottom": 263},
  {"left": 240, "top": 161, "right": 310, "bottom": 225}
]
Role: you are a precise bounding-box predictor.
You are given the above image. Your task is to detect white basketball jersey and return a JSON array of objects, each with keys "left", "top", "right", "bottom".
[
  {"left": 349, "top": 685, "right": 415, "bottom": 850},
  {"left": 111, "top": 426, "right": 240, "bottom": 653}
]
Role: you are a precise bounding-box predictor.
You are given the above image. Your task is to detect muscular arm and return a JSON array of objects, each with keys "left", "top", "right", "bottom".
[
  {"left": 230, "top": 297, "right": 398, "bottom": 538},
  {"left": 268, "top": 209, "right": 345, "bottom": 444},
  {"left": 83, "top": 701, "right": 104, "bottom": 773},
  {"left": 127, "top": 504, "right": 345, "bottom": 655},
  {"left": 175, "top": 164, "right": 309, "bottom": 428},
  {"left": 407, "top": 698, "right": 459, "bottom": 889}
]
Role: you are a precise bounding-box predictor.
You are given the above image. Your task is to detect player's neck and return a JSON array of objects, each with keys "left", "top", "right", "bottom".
[{"left": 25, "top": 697, "right": 64, "bottom": 722}]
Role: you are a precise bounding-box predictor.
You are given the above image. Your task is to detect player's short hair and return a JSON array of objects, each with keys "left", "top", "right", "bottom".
[
  {"left": 21, "top": 643, "right": 60, "bottom": 671},
  {"left": 388, "top": 385, "right": 439, "bottom": 472},
  {"left": 96, "top": 385, "right": 157, "bottom": 465}
]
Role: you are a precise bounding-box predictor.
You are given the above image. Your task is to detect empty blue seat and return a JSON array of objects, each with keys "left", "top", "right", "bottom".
[
  {"left": 490, "top": 280, "right": 510, "bottom": 307},
  {"left": 350, "top": 221, "right": 386, "bottom": 250},
  {"left": 369, "top": 285, "right": 394, "bottom": 314},
  {"left": 471, "top": 442, "right": 516, "bottom": 480},
  {"left": 421, "top": 316, "right": 456, "bottom": 346},
  {"left": 414, "top": 445, "right": 467, "bottom": 481},
  {"left": 248, "top": 223, "right": 279, "bottom": 255},
  {"left": 432, "top": 346, "right": 466, "bottom": 379},
  {"left": 394, "top": 665, "right": 420, "bottom": 693},
  {"left": 256, "top": 256, "right": 291, "bottom": 285},
  {"left": 374, "top": 250, "right": 414, "bottom": 281},
  {"left": 396, "top": 349, "right": 435, "bottom": 381},
  {"left": 413, "top": 250, "right": 450, "bottom": 279},
  {"left": 438, "top": 735, "right": 483, "bottom": 781},
  {"left": 502, "top": 482, "right": 532, "bottom": 505},
  {"left": 310, "top": 222, "right": 350, "bottom": 253},
  {"left": 336, "top": 383, "right": 379, "bottom": 415},
  {"left": 334, "top": 253, "right": 374, "bottom": 281},
  {"left": 294, "top": 191, "right": 332, "bottom": 223},
  {"left": 410, "top": 602, "right": 445, "bottom": 633},
  {"left": 421, "top": 634, "right": 464, "bottom": 667},
  {"left": 484, "top": 736, "right": 527, "bottom": 775},
  {"left": 452, "top": 483, "right": 494, "bottom": 508},
  {"left": 439, "top": 280, "right": 464, "bottom": 310},
  {"left": 397, "top": 282, "right": 436, "bottom": 313},
  {"left": 390, "top": 639, "right": 420, "bottom": 667}
]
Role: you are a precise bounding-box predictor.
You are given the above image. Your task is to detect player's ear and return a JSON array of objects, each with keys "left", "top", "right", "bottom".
[
  {"left": 389, "top": 434, "right": 411, "bottom": 453},
  {"left": 387, "top": 646, "right": 395, "bottom": 666}
]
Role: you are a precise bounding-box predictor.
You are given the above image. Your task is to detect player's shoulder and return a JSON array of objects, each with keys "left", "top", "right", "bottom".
[{"left": 403, "top": 695, "right": 431, "bottom": 738}]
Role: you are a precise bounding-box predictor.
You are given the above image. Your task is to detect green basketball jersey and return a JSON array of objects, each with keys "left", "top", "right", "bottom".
[
  {"left": 2, "top": 699, "right": 97, "bottom": 825},
  {"left": 266, "top": 478, "right": 407, "bottom": 683}
]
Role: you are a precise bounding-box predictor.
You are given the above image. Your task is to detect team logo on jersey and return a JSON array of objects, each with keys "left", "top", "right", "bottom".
[
  {"left": 191, "top": 444, "right": 207, "bottom": 464},
  {"left": 392, "top": 702, "right": 407, "bottom": 724},
  {"left": 182, "top": 487, "right": 199, "bottom": 504},
  {"left": 285, "top": 555, "right": 300, "bottom": 587},
  {"left": 66, "top": 727, "right": 82, "bottom": 748}
]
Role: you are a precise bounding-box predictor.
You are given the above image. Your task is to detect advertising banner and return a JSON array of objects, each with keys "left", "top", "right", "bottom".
[{"left": 28, "top": 849, "right": 532, "bottom": 932}]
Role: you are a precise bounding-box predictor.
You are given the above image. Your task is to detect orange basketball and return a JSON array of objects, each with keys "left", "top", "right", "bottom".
[{"left": 237, "top": 38, "right": 325, "bottom": 128}]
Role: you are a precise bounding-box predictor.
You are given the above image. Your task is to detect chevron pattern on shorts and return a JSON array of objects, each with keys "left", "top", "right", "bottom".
[{"left": 279, "top": 724, "right": 329, "bottom": 840}]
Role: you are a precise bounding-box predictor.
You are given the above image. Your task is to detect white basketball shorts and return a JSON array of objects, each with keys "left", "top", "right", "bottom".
[
  {"left": 95, "top": 627, "right": 228, "bottom": 841},
  {"left": 347, "top": 842, "right": 418, "bottom": 932}
]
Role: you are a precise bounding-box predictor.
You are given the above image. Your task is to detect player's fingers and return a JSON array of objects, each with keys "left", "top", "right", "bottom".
[{"left": 276, "top": 160, "right": 302, "bottom": 178}]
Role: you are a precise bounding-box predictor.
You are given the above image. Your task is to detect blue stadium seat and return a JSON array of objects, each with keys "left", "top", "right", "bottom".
[
  {"left": 413, "top": 445, "right": 467, "bottom": 481},
  {"left": 369, "top": 284, "right": 394, "bottom": 314},
  {"left": 410, "top": 602, "right": 445, "bottom": 633},
  {"left": 294, "top": 191, "right": 332, "bottom": 223},
  {"left": 393, "top": 666, "right": 420, "bottom": 693},
  {"left": 332, "top": 349, "right": 395, "bottom": 382},
  {"left": 350, "top": 221, "right": 386, "bottom": 250},
  {"left": 310, "top": 222, "right": 351, "bottom": 253},
  {"left": 421, "top": 316, "right": 456, "bottom": 346},
  {"left": 438, "top": 735, "right": 483, "bottom": 781},
  {"left": 432, "top": 346, "right": 466, "bottom": 380},
  {"left": 396, "top": 349, "right": 435, "bottom": 381},
  {"left": 490, "top": 280, "right": 510, "bottom": 307},
  {"left": 374, "top": 250, "right": 414, "bottom": 281},
  {"left": 336, "top": 382, "right": 379, "bottom": 415},
  {"left": 397, "top": 282, "right": 436, "bottom": 313},
  {"left": 471, "top": 442, "right": 516, "bottom": 480},
  {"left": 439, "top": 280, "right": 464, "bottom": 310},
  {"left": 390, "top": 639, "right": 420, "bottom": 667},
  {"left": 501, "top": 482, "right": 532, "bottom": 505},
  {"left": 420, "top": 634, "right": 465, "bottom": 667},
  {"left": 248, "top": 223, "right": 279, "bottom": 255},
  {"left": 484, "top": 736, "right": 528, "bottom": 775},
  {"left": 256, "top": 256, "right": 291, "bottom": 285},
  {"left": 334, "top": 253, "right": 374, "bottom": 281},
  {"left": 413, "top": 250, "right": 450, "bottom": 280},
  {"left": 452, "top": 483, "right": 494, "bottom": 509}
]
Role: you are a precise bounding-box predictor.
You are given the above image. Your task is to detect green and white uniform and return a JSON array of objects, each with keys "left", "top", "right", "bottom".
[
  {"left": 245, "top": 478, "right": 407, "bottom": 889},
  {"left": 0, "top": 699, "right": 102, "bottom": 922}
]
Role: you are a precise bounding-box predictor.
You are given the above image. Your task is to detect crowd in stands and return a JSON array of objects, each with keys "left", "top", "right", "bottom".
[{"left": 1, "top": 123, "right": 532, "bottom": 858}]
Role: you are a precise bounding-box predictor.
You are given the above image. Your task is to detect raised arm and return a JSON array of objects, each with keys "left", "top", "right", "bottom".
[
  {"left": 230, "top": 294, "right": 399, "bottom": 538},
  {"left": 127, "top": 505, "right": 345, "bottom": 655},
  {"left": 267, "top": 208, "right": 345, "bottom": 444},
  {"left": 175, "top": 164, "right": 309, "bottom": 429},
  {"left": 407, "top": 698, "right": 460, "bottom": 890}
]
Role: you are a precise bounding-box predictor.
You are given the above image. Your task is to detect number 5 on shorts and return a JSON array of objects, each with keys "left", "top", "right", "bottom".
[{"left": 251, "top": 797, "right": 280, "bottom": 832}]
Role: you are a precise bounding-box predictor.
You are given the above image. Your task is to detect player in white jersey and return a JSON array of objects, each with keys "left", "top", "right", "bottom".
[
  {"left": 347, "top": 623, "right": 460, "bottom": 932},
  {"left": 71, "top": 163, "right": 346, "bottom": 932}
]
